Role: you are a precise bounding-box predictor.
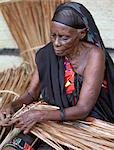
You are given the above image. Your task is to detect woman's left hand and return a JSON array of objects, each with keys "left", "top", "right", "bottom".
[{"left": 9, "top": 110, "right": 45, "bottom": 134}]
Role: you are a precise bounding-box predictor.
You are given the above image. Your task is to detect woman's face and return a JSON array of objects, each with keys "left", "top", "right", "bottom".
[{"left": 50, "top": 21, "right": 81, "bottom": 56}]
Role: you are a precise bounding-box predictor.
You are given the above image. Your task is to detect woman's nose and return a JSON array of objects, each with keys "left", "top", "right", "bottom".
[{"left": 54, "top": 37, "right": 61, "bottom": 47}]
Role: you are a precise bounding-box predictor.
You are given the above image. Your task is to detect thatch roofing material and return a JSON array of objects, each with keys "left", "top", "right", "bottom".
[{"left": 0, "top": 64, "right": 32, "bottom": 108}]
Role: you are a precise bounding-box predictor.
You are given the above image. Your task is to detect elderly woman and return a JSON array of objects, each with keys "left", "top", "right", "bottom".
[{"left": 1, "top": 1, "right": 114, "bottom": 150}]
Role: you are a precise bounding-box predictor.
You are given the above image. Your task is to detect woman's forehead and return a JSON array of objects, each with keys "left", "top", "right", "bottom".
[{"left": 51, "top": 21, "right": 77, "bottom": 33}]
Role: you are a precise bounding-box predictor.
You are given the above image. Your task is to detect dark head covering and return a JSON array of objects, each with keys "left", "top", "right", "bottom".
[
  {"left": 36, "top": 2, "right": 114, "bottom": 122},
  {"left": 52, "top": 2, "right": 104, "bottom": 47},
  {"left": 52, "top": 7, "right": 86, "bottom": 29}
]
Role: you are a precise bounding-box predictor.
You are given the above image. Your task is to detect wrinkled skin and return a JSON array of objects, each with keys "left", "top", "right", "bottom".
[
  {"left": 50, "top": 21, "right": 86, "bottom": 57},
  {"left": 0, "top": 103, "right": 14, "bottom": 126},
  {"left": 8, "top": 109, "right": 45, "bottom": 134}
]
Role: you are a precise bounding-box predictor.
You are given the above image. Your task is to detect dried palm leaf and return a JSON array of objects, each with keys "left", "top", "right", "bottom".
[
  {"left": 0, "top": 90, "right": 19, "bottom": 97},
  {"left": 1, "top": 102, "right": 114, "bottom": 150}
]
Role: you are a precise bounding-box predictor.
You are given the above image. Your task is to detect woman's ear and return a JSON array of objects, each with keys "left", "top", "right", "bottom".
[{"left": 78, "top": 28, "right": 88, "bottom": 40}]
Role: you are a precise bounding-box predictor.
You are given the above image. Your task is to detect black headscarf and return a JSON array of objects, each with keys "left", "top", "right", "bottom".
[
  {"left": 52, "top": 2, "right": 105, "bottom": 47},
  {"left": 36, "top": 2, "right": 114, "bottom": 122}
]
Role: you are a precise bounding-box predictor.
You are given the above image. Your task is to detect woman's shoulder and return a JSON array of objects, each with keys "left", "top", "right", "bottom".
[
  {"left": 35, "top": 42, "right": 53, "bottom": 65},
  {"left": 81, "top": 42, "right": 105, "bottom": 75},
  {"left": 83, "top": 42, "right": 105, "bottom": 73},
  {"left": 83, "top": 42, "right": 105, "bottom": 60}
]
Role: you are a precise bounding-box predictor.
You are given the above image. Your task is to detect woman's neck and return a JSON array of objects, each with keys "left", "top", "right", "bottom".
[
  {"left": 67, "top": 42, "right": 83, "bottom": 61},
  {"left": 66, "top": 42, "right": 88, "bottom": 75}
]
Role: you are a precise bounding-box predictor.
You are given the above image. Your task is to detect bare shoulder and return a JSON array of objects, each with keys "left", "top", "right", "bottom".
[
  {"left": 83, "top": 42, "right": 105, "bottom": 77},
  {"left": 90, "top": 43, "right": 104, "bottom": 59},
  {"left": 84, "top": 42, "right": 105, "bottom": 65}
]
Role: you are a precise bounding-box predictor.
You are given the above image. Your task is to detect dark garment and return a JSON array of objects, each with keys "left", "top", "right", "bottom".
[
  {"left": 5, "top": 134, "right": 55, "bottom": 150},
  {"left": 36, "top": 42, "right": 68, "bottom": 109},
  {"left": 5, "top": 132, "right": 68, "bottom": 150}
]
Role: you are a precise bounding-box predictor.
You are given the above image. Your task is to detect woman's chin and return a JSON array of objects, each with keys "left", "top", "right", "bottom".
[
  {"left": 55, "top": 52, "right": 65, "bottom": 56},
  {"left": 54, "top": 50, "right": 65, "bottom": 56}
]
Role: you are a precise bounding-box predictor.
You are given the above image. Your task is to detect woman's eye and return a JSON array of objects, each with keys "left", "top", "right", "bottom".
[
  {"left": 61, "top": 36, "right": 70, "bottom": 41},
  {"left": 50, "top": 34, "right": 55, "bottom": 38}
]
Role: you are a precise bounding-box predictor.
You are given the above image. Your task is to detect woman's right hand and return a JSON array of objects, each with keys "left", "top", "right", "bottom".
[{"left": 0, "top": 103, "right": 14, "bottom": 126}]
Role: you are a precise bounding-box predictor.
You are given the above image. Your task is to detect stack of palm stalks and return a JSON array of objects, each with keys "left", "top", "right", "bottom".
[
  {"left": 1, "top": 101, "right": 114, "bottom": 150},
  {"left": 0, "top": 0, "right": 69, "bottom": 71},
  {"left": 0, "top": 63, "right": 32, "bottom": 109},
  {"left": 0, "top": 63, "right": 32, "bottom": 144}
]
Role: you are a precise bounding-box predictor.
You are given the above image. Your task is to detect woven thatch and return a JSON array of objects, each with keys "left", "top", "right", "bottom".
[
  {"left": 0, "top": 63, "right": 32, "bottom": 109},
  {"left": 0, "top": 63, "right": 33, "bottom": 144}
]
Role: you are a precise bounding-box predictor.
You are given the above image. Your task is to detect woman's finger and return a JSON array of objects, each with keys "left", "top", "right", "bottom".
[
  {"left": 14, "top": 121, "right": 23, "bottom": 128},
  {"left": 0, "top": 117, "right": 11, "bottom": 126},
  {"left": 23, "top": 122, "right": 36, "bottom": 134},
  {"left": 0, "top": 112, "right": 6, "bottom": 121},
  {"left": 20, "top": 124, "right": 27, "bottom": 132},
  {"left": 8, "top": 117, "right": 20, "bottom": 125},
  {"left": 0, "top": 109, "right": 12, "bottom": 121}
]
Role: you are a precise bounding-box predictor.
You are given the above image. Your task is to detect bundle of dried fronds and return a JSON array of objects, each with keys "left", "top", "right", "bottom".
[
  {"left": 0, "top": 0, "right": 70, "bottom": 71},
  {"left": 0, "top": 63, "right": 32, "bottom": 109},
  {"left": 0, "top": 0, "right": 21, "bottom": 3},
  {"left": 0, "top": 90, "right": 19, "bottom": 145},
  {"left": 1, "top": 102, "right": 114, "bottom": 150},
  {"left": 0, "top": 63, "right": 32, "bottom": 144}
]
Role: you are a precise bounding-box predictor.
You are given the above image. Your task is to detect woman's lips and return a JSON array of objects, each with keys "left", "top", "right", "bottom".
[
  {"left": 55, "top": 50, "right": 63, "bottom": 54},
  {"left": 54, "top": 47, "right": 63, "bottom": 52}
]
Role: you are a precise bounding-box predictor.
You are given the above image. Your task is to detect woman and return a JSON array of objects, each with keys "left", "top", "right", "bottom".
[{"left": 1, "top": 1, "right": 114, "bottom": 150}]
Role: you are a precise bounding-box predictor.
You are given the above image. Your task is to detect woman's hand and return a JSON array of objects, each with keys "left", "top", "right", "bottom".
[
  {"left": 9, "top": 109, "right": 46, "bottom": 134},
  {"left": 0, "top": 103, "right": 14, "bottom": 126}
]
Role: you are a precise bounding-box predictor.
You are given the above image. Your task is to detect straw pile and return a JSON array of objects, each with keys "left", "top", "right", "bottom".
[
  {"left": 1, "top": 101, "right": 114, "bottom": 150},
  {"left": 0, "top": 63, "right": 32, "bottom": 144},
  {"left": 0, "top": 63, "right": 32, "bottom": 109}
]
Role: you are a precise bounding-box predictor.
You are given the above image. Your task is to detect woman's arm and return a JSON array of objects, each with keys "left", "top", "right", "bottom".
[
  {"left": 12, "top": 67, "right": 40, "bottom": 111},
  {"left": 0, "top": 67, "right": 40, "bottom": 125}
]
